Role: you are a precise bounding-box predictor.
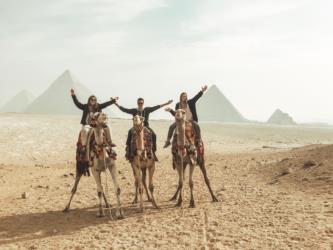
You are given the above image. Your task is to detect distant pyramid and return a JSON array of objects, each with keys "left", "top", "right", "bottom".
[
  {"left": 197, "top": 85, "right": 245, "bottom": 122},
  {"left": 0, "top": 90, "right": 35, "bottom": 113},
  {"left": 25, "top": 70, "right": 93, "bottom": 115},
  {"left": 267, "top": 109, "right": 296, "bottom": 125}
]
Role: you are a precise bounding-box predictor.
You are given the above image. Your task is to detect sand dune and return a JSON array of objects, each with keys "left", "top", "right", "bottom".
[{"left": 0, "top": 114, "right": 332, "bottom": 249}]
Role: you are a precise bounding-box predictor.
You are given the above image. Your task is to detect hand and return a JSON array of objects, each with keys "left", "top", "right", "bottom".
[
  {"left": 201, "top": 85, "right": 208, "bottom": 92},
  {"left": 70, "top": 88, "right": 75, "bottom": 96},
  {"left": 165, "top": 107, "right": 171, "bottom": 112},
  {"left": 167, "top": 99, "right": 173, "bottom": 105},
  {"left": 111, "top": 96, "right": 119, "bottom": 103}
]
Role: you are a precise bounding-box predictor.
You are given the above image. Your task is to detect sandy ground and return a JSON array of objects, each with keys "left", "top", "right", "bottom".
[{"left": 0, "top": 113, "right": 332, "bottom": 250}]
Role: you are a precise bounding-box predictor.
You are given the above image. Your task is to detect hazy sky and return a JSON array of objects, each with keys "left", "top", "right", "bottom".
[{"left": 0, "top": 0, "right": 332, "bottom": 123}]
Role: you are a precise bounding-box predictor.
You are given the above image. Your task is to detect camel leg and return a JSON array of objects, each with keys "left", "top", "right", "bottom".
[
  {"left": 176, "top": 161, "right": 183, "bottom": 207},
  {"left": 108, "top": 161, "right": 124, "bottom": 219},
  {"left": 138, "top": 165, "right": 144, "bottom": 213},
  {"left": 131, "top": 165, "right": 138, "bottom": 204},
  {"left": 103, "top": 193, "right": 112, "bottom": 208},
  {"left": 63, "top": 171, "right": 82, "bottom": 212},
  {"left": 148, "top": 161, "right": 159, "bottom": 209},
  {"left": 189, "top": 164, "right": 195, "bottom": 208},
  {"left": 142, "top": 167, "right": 152, "bottom": 202},
  {"left": 91, "top": 168, "right": 105, "bottom": 217},
  {"left": 199, "top": 160, "right": 219, "bottom": 202},
  {"left": 170, "top": 164, "right": 187, "bottom": 201},
  {"left": 133, "top": 162, "right": 144, "bottom": 212},
  {"left": 170, "top": 186, "right": 180, "bottom": 201}
]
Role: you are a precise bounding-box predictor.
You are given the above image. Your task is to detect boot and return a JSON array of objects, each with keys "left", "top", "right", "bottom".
[{"left": 125, "top": 147, "right": 130, "bottom": 160}]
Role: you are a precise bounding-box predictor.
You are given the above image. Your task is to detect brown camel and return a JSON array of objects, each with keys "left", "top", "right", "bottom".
[
  {"left": 129, "top": 115, "right": 159, "bottom": 212},
  {"left": 170, "top": 109, "right": 218, "bottom": 207}
]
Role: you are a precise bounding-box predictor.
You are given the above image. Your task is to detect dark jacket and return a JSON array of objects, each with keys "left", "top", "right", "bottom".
[
  {"left": 170, "top": 91, "right": 203, "bottom": 122},
  {"left": 118, "top": 105, "right": 161, "bottom": 127},
  {"left": 71, "top": 95, "right": 116, "bottom": 125}
]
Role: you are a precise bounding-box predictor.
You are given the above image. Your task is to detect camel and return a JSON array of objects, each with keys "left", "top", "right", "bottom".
[
  {"left": 129, "top": 115, "right": 159, "bottom": 212},
  {"left": 170, "top": 109, "right": 218, "bottom": 208},
  {"left": 63, "top": 112, "right": 124, "bottom": 219}
]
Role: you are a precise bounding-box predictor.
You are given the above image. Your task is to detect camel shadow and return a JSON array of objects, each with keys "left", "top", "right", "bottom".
[
  {"left": 0, "top": 206, "right": 104, "bottom": 245},
  {"left": 0, "top": 201, "right": 178, "bottom": 245}
]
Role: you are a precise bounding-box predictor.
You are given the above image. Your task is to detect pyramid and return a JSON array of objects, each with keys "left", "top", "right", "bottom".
[
  {"left": 0, "top": 90, "right": 35, "bottom": 113},
  {"left": 197, "top": 85, "right": 245, "bottom": 122},
  {"left": 25, "top": 70, "right": 93, "bottom": 115},
  {"left": 267, "top": 109, "right": 296, "bottom": 125}
]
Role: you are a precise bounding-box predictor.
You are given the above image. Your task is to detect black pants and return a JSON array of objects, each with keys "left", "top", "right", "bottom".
[
  {"left": 166, "top": 121, "right": 201, "bottom": 142},
  {"left": 126, "top": 126, "right": 157, "bottom": 152}
]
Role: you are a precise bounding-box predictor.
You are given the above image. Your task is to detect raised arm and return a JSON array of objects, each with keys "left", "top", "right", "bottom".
[
  {"left": 165, "top": 107, "right": 176, "bottom": 117},
  {"left": 114, "top": 102, "right": 137, "bottom": 115},
  {"left": 189, "top": 85, "right": 208, "bottom": 104},
  {"left": 147, "top": 99, "right": 173, "bottom": 113},
  {"left": 70, "top": 89, "right": 85, "bottom": 110},
  {"left": 99, "top": 97, "right": 118, "bottom": 109}
]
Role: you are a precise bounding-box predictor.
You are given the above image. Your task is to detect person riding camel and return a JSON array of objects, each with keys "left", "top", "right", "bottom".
[
  {"left": 163, "top": 85, "right": 208, "bottom": 148},
  {"left": 70, "top": 88, "right": 118, "bottom": 149},
  {"left": 115, "top": 97, "right": 173, "bottom": 161}
]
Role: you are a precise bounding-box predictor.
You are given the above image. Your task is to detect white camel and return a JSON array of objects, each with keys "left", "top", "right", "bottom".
[{"left": 63, "top": 112, "right": 124, "bottom": 219}]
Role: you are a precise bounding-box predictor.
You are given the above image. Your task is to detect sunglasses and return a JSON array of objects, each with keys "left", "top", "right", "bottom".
[{"left": 90, "top": 99, "right": 97, "bottom": 101}]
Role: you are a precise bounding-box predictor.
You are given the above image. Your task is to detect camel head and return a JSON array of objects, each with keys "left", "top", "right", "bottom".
[
  {"left": 133, "top": 115, "right": 144, "bottom": 128},
  {"left": 175, "top": 109, "right": 186, "bottom": 122},
  {"left": 92, "top": 112, "right": 108, "bottom": 127}
]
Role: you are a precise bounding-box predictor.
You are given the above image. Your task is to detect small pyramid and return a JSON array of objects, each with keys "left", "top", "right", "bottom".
[
  {"left": 0, "top": 90, "right": 35, "bottom": 113},
  {"left": 267, "top": 109, "right": 296, "bottom": 125},
  {"left": 197, "top": 85, "right": 245, "bottom": 122},
  {"left": 25, "top": 70, "right": 93, "bottom": 115}
]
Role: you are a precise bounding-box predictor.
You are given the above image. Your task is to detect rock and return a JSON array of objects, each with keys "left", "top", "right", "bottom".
[
  {"left": 303, "top": 160, "right": 316, "bottom": 169},
  {"left": 278, "top": 168, "right": 291, "bottom": 177},
  {"left": 21, "top": 192, "right": 29, "bottom": 199}
]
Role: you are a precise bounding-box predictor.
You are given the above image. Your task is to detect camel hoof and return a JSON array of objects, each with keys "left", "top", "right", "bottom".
[
  {"left": 169, "top": 196, "right": 177, "bottom": 201},
  {"left": 105, "top": 204, "right": 112, "bottom": 208},
  {"left": 212, "top": 196, "right": 219, "bottom": 202},
  {"left": 118, "top": 210, "right": 125, "bottom": 219},
  {"left": 96, "top": 212, "right": 105, "bottom": 218},
  {"left": 189, "top": 201, "right": 196, "bottom": 208},
  {"left": 153, "top": 203, "right": 160, "bottom": 209},
  {"left": 132, "top": 199, "right": 138, "bottom": 205},
  {"left": 175, "top": 201, "right": 182, "bottom": 207},
  {"left": 63, "top": 207, "right": 69, "bottom": 213}
]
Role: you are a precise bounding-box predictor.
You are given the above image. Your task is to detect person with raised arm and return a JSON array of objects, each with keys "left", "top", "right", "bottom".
[
  {"left": 115, "top": 97, "right": 173, "bottom": 161},
  {"left": 163, "top": 85, "right": 208, "bottom": 148}
]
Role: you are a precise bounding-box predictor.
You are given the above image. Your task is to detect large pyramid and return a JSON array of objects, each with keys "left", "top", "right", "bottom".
[
  {"left": 25, "top": 70, "right": 93, "bottom": 115},
  {"left": 197, "top": 85, "right": 246, "bottom": 122},
  {"left": 267, "top": 109, "right": 296, "bottom": 125},
  {"left": 0, "top": 90, "right": 35, "bottom": 113}
]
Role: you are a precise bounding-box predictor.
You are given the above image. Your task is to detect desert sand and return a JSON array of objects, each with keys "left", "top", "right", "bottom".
[{"left": 0, "top": 113, "right": 332, "bottom": 249}]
